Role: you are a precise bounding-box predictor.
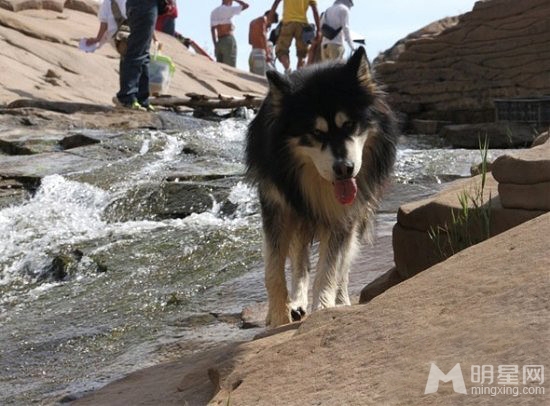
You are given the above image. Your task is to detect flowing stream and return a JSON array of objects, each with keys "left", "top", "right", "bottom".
[{"left": 0, "top": 114, "right": 510, "bottom": 404}]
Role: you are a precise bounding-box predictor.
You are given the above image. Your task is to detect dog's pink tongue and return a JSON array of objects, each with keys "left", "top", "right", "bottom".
[{"left": 334, "top": 178, "right": 357, "bottom": 205}]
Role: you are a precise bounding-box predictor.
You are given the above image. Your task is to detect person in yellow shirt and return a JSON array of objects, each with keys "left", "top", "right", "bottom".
[{"left": 269, "top": 0, "right": 321, "bottom": 73}]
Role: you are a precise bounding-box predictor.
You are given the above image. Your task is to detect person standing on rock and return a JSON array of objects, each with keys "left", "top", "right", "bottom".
[
  {"left": 248, "top": 10, "right": 279, "bottom": 75},
  {"left": 85, "top": 0, "right": 127, "bottom": 51},
  {"left": 320, "top": 0, "right": 355, "bottom": 61},
  {"left": 156, "top": 0, "right": 178, "bottom": 36},
  {"left": 269, "top": 0, "right": 321, "bottom": 73},
  {"left": 113, "top": 0, "right": 158, "bottom": 111},
  {"left": 210, "top": 0, "right": 249, "bottom": 67}
]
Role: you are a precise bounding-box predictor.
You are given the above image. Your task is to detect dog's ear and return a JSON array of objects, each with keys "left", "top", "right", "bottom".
[
  {"left": 347, "top": 47, "right": 374, "bottom": 90},
  {"left": 266, "top": 70, "right": 291, "bottom": 113}
]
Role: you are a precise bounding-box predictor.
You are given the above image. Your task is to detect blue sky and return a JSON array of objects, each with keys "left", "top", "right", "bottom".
[{"left": 174, "top": 0, "right": 479, "bottom": 71}]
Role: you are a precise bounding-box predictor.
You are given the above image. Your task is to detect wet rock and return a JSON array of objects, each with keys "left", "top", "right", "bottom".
[
  {"left": 0, "top": 150, "right": 103, "bottom": 178},
  {"left": 240, "top": 302, "right": 267, "bottom": 329},
  {"left": 160, "top": 177, "right": 240, "bottom": 219},
  {"left": 102, "top": 183, "right": 164, "bottom": 222},
  {"left": 0, "top": 177, "right": 30, "bottom": 208},
  {"left": 440, "top": 122, "right": 537, "bottom": 149},
  {"left": 7, "top": 99, "right": 113, "bottom": 115},
  {"left": 0, "top": 128, "right": 67, "bottom": 155},
  {"left": 58, "top": 133, "right": 101, "bottom": 150},
  {"left": 36, "top": 255, "right": 72, "bottom": 282},
  {"left": 171, "top": 313, "right": 218, "bottom": 327}
]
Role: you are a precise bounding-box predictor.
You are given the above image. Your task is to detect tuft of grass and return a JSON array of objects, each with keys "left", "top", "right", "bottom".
[{"left": 428, "top": 136, "right": 492, "bottom": 260}]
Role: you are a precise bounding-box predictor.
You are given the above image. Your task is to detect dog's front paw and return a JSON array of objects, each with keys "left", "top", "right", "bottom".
[
  {"left": 265, "top": 304, "right": 292, "bottom": 328},
  {"left": 290, "top": 306, "right": 306, "bottom": 321}
]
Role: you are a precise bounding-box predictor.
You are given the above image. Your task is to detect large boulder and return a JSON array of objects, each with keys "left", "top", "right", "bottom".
[
  {"left": 492, "top": 137, "right": 550, "bottom": 210},
  {"left": 73, "top": 213, "right": 550, "bottom": 405},
  {"left": 392, "top": 173, "right": 544, "bottom": 279},
  {"left": 375, "top": 0, "right": 550, "bottom": 130},
  {"left": 0, "top": 0, "right": 98, "bottom": 13}
]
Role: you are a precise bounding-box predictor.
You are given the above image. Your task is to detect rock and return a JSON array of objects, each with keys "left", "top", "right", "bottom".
[
  {"left": 0, "top": 0, "right": 65, "bottom": 12},
  {"left": 240, "top": 302, "right": 267, "bottom": 329},
  {"left": 0, "top": 128, "right": 87, "bottom": 155},
  {"left": 74, "top": 213, "right": 550, "bottom": 405},
  {"left": 491, "top": 138, "right": 550, "bottom": 210},
  {"left": 375, "top": 0, "right": 550, "bottom": 130},
  {"left": 374, "top": 17, "right": 459, "bottom": 64},
  {"left": 0, "top": 150, "right": 103, "bottom": 178},
  {"left": 358, "top": 266, "right": 403, "bottom": 304},
  {"left": 44, "top": 69, "right": 61, "bottom": 79},
  {"left": 58, "top": 133, "right": 100, "bottom": 150},
  {"left": 532, "top": 131, "right": 549, "bottom": 147},
  {"left": 0, "top": 176, "right": 32, "bottom": 208},
  {"left": 410, "top": 119, "right": 451, "bottom": 135},
  {"left": 469, "top": 160, "right": 493, "bottom": 176},
  {"left": 498, "top": 182, "right": 550, "bottom": 211},
  {"left": 393, "top": 173, "right": 545, "bottom": 278},
  {"left": 492, "top": 138, "right": 550, "bottom": 184},
  {"left": 160, "top": 180, "right": 233, "bottom": 219},
  {"left": 64, "top": 0, "right": 99, "bottom": 15},
  {"left": 0, "top": 6, "right": 266, "bottom": 106},
  {"left": 440, "top": 122, "right": 538, "bottom": 149},
  {"left": 7, "top": 99, "right": 113, "bottom": 114}
]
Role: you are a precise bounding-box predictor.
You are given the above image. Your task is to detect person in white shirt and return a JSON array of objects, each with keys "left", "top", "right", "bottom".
[
  {"left": 85, "top": 0, "right": 127, "bottom": 50},
  {"left": 210, "top": 0, "right": 249, "bottom": 67},
  {"left": 321, "top": 0, "right": 355, "bottom": 61}
]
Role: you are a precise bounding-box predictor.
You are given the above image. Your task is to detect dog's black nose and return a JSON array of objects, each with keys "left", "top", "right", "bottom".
[{"left": 333, "top": 159, "right": 354, "bottom": 179}]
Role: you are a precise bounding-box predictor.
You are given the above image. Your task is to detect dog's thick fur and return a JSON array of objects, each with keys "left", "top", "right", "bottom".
[{"left": 246, "top": 48, "right": 397, "bottom": 327}]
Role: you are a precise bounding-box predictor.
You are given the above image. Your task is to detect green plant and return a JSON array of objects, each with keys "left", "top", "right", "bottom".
[{"left": 428, "top": 136, "right": 492, "bottom": 260}]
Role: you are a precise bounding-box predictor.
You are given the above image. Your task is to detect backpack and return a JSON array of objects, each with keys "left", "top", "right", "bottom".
[
  {"left": 321, "top": 23, "right": 342, "bottom": 40},
  {"left": 111, "top": 0, "right": 130, "bottom": 56},
  {"left": 269, "top": 22, "right": 282, "bottom": 45}
]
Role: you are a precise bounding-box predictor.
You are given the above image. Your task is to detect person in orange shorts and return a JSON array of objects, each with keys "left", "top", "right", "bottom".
[{"left": 269, "top": 0, "right": 321, "bottom": 73}]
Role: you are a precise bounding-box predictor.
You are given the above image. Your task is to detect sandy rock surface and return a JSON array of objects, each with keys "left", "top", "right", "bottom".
[
  {"left": 74, "top": 213, "right": 550, "bottom": 405},
  {"left": 0, "top": 4, "right": 266, "bottom": 106}
]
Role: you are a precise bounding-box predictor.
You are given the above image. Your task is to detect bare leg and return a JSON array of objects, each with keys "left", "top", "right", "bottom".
[{"left": 278, "top": 54, "right": 290, "bottom": 72}]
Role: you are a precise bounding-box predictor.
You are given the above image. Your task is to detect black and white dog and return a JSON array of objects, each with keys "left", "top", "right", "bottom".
[{"left": 246, "top": 48, "right": 397, "bottom": 327}]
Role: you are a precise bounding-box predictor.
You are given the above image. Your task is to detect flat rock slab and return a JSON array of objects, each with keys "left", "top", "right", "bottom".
[
  {"left": 0, "top": 128, "right": 102, "bottom": 154},
  {"left": 74, "top": 213, "right": 550, "bottom": 405},
  {"left": 440, "top": 122, "right": 537, "bottom": 149},
  {"left": 492, "top": 139, "right": 550, "bottom": 184},
  {"left": 0, "top": 151, "right": 103, "bottom": 178}
]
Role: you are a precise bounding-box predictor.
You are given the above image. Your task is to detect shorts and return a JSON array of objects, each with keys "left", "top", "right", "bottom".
[
  {"left": 275, "top": 21, "right": 309, "bottom": 59},
  {"left": 215, "top": 35, "right": 237, "bottom": 67},
  {"left": 321, "top": 43, "right": 345, "bottom": 61},
  {"left": 249, "top": 48, "right": 267, "bottom": 76}
]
